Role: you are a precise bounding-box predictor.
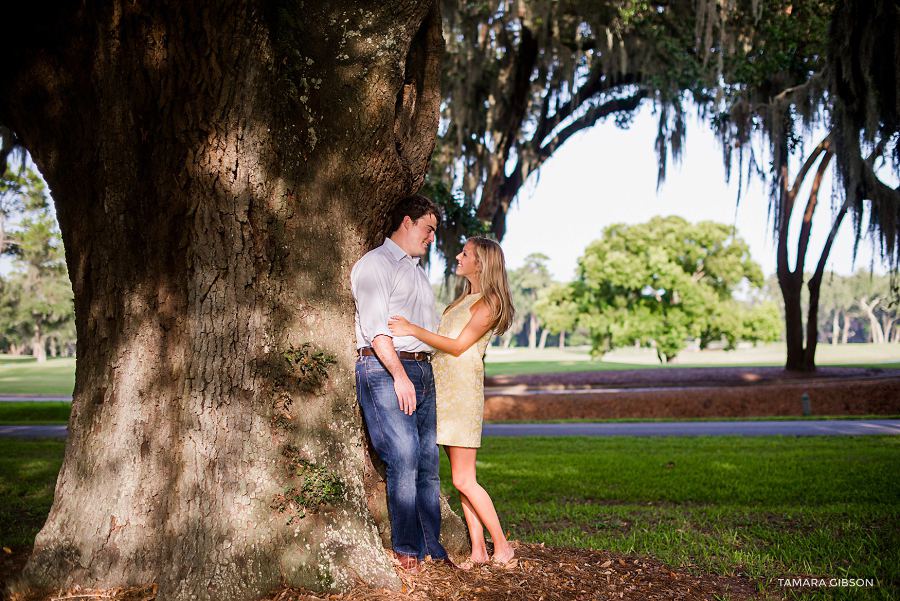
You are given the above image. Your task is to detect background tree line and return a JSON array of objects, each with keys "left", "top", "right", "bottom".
[
  {"left": 0, "top": 164, "right": 75, "bottom": 361},
  {"left": 463, "top": 215, "right": 896, "bottom": 362}
]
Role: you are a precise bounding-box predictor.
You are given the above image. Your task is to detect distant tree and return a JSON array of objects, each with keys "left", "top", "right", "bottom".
[
  {"left": 818, "top": 272, "right": 856, "bottom": 344},
  {"left": 0, "top": 164, "right": 74, "bottom": 359},
  {"left": 0, "top": 165, "right": 46, "bottom": 255},
  {"left": 844, "top": 271, "right": 898, "bottom": 344},
  {"left": 8, "top": 209, "right": 75, "bottom": 361},
  {"left": 710, "top": 0, "right": 900, "bottom": 370},
  {"left": 534, "top": 281, "right": 580, "bottom": 348},
  {"left": 569, "top": 216, "right": 768, "bottom": 363},
  {"left": 507, "top": 253, "right": 552, "bottom": 348},
  {"left": 0, "top": 277, "right": 28, "bottom": 354}
]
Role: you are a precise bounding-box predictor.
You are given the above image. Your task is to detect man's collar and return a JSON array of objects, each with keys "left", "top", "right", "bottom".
[{"left": 382, "top": 237, "right": 420, "bottom": 263}]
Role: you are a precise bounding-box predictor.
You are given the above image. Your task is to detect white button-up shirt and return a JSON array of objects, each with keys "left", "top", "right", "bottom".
[{"left": 351, "top": 238, "right": 437, "bottom": 352}]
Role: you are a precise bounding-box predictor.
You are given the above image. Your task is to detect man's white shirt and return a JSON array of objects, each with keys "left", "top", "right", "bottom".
[{"left": 351, "top": 238, "right": 437, "bottom": 353}]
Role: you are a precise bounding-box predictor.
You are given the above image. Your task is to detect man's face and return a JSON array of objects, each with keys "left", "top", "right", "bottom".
[{"left": 404, "top": 213, "right": 437, "bottom": 257}]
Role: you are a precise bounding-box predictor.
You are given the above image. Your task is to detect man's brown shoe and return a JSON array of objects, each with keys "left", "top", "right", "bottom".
[{"left": 395, "top": 553, "right": 420, "bottom": 574}]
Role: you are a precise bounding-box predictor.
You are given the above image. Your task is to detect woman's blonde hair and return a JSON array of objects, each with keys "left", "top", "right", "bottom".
[{"left": 447, "top": 237, "right": 515, "bottom": 335}]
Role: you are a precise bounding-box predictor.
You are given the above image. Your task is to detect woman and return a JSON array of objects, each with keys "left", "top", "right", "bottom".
[{"left": 388, "top": 236, "right": 516, "bottom": 568}]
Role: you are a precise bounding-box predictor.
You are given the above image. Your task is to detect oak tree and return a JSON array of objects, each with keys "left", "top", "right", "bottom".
[{"left": 0, "top": 1, "right": 466, "bottom": 599}]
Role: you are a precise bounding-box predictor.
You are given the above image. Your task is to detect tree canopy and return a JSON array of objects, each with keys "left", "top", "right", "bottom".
[
  {"left": 436, "top": 0, "right": 707, "bottom": 241},
  {"left": 565, "top": 216, "right": 779, "bottom": 362},
  {"left": 434, "top": 0, "right": 898, "bottom": 370}
]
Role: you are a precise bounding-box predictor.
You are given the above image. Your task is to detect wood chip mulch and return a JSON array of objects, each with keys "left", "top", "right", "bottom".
[
  {"left": 256, "top": 543, "right": 771, "bottom": 601},
  {"left": 4, "top": 543, "right": 775, "bottom": 601}
]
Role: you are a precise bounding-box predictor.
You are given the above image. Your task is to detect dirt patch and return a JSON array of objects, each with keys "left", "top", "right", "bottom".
[{"left": 484, "top": 366, "right": 900, "bottom": 421}]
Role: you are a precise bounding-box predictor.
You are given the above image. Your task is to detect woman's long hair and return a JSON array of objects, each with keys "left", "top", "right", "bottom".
[{"left": 447, "top": 237, "right": 515, "bottom": 335}]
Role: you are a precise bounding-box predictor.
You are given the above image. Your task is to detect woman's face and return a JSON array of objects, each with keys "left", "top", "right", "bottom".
[{"left": 455, "top": 242, "right": 480, "bottom": 278}]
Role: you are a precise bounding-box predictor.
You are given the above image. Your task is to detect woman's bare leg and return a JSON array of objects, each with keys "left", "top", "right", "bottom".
[
  {"left": 458, "top": 490, "right": 489, "bottom": 563},
  {"left": 445, "top": 445, "right": 515, "bottom": 564}
]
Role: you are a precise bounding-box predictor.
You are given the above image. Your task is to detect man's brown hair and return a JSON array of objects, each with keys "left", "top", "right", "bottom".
[{"left": 388, "top": 194, "right": 442, "bottom": 234}]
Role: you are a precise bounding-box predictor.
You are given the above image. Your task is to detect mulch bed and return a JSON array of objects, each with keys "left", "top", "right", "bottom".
[{"left": 4, "top": 543, "right": 773, "bottom": 601}]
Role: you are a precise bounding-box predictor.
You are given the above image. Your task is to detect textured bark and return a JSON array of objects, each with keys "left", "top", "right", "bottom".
[
  {"left": 0, "top": 1, "right": 463, "bottom": 599},
  {"left": 776, "top": 135, "right": 836, "bottom": 372}
]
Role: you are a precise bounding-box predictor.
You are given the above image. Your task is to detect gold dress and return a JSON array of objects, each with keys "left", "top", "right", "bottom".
[{"left": 433, "top": 293, "right": 493, "bottom": 448}]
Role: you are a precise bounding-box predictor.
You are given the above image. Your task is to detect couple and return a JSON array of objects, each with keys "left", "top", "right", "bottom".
[{"left": 351, "top": 194, "right": 515, "bottom": 574}]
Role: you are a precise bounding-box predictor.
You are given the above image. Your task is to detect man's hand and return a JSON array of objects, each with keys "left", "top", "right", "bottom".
[
  {"left": 394, "top": 375, "right": 417, "bottom": 415},
  {"left": 372, "top": 334, "right": 418, "bottom": 415}
]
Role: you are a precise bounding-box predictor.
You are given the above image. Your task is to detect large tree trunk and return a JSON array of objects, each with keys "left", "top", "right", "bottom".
[{"left": 1, "top": 1, "right": 463, "bottom": 599}]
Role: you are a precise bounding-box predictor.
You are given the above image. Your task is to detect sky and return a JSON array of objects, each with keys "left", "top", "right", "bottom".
[{"left": 432, "top": 104, "right": 893, "bottom": 284}]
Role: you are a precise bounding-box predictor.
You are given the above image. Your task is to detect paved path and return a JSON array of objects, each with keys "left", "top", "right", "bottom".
[
  {"left": 0, "top": 425, "right": 68, "bottom": 437},
  {"left": 0, "top": 395, "right": 72, "bottom": 402},
  {"left": 4, "top": 420, "right": 900, "bottom": 438}
]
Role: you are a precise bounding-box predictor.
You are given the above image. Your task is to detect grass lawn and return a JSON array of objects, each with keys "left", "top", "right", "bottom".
[
  {"left": 1, "top": 436, "right": 897, "bottom": 599},
  {"left": 0, "top": 402, "right": 71, "bottom": 425},
  {"left": 0, "top": 357, "right": 75, "bottom": 396},
  {"left": 440, "top": 436, "right": 899, "bottom": 600},
  {"left": 0, "top": 437, "right": 65, "bottom": 548}
]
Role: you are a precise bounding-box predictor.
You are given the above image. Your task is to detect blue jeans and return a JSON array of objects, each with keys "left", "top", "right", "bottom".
[{"left": 355, "top": 355, "right": 447, "bottom": 561}]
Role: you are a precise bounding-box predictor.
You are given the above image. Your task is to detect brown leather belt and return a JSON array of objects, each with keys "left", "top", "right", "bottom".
[{"left": 358, "top": 347, "right": 431, "bottom": 361}]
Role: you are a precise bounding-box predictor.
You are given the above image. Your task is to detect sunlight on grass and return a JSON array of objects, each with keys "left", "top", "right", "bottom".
[
  {"left": 439, "top": 436, "right": 899, "bottom": 600},
  {"left": 0, "top": 357, "right": 75, "bottom": 395}
]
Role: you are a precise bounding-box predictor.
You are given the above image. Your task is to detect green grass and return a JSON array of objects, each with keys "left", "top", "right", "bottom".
[
  {"left": 0, "top": 402, "right": 71, "bottom": 425},
  {"left": 1, "top": 435, "right": 897, "bottom": 598},
  {"left": 0, "top": 437, "right": 65, "bottom": 547},
  {"left": 439, "top": 436, "right": 900, "bottom": 600},
  {"left": 0, "top": 357, "right": 75, "bottom": 396}
]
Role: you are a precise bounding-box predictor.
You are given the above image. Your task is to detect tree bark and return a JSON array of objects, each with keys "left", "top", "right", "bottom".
[
  {"left": 776, "top": 135, "right": 834, "bottom": 371},
  {"left": 842, "top": 310, "right": 852, "bottom": 344},
  {"left": 527, "top": 314, "right": 538, "bottom": 349},
  {"left": 1, "top": 1, "right": 463, "bottom": 599},
  {"left": 859, "top": 297, "right": 884, "bottom": 343},
  {"left": 31, "top": 330, "right": 47, "bottom": 363}
]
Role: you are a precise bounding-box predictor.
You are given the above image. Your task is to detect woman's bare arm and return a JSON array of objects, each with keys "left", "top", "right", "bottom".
[{"left": 389, "top": 300, "right": 491, "bottom": 357}]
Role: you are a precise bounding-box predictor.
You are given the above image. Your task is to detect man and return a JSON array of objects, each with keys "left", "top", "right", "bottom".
[{"left": 351, "top": 194, "right": 455, "bottom": 574}]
